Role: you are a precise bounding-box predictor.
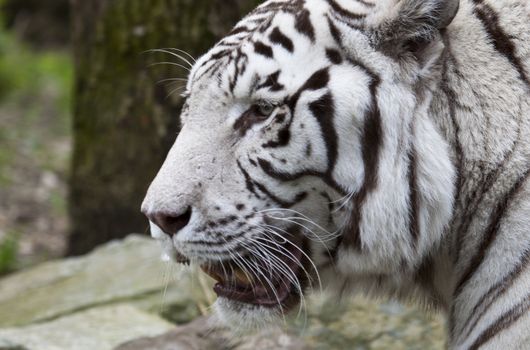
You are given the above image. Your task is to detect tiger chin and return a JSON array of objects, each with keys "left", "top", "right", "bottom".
[{"left": 142, "top": 0, "right": 530, "bottom": 348}]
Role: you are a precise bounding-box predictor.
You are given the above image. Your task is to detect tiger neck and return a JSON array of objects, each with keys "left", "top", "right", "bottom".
[{"left": 426, "top": 22, "right": 529, "bottom": 305}]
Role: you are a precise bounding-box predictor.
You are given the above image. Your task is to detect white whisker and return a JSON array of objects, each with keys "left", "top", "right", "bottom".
[
  {"left": 149, "top": 61, "right": 192, "bottom": 72},
  {"left": 246, "top": 237, "right": 308, "bottom": 320},
  {"left": 159, "top": 261, "right": 173, "bottom": 314},
  {"left": 257, "top": 227, "right": 323, "bottom": 293},
  {"left": 156, "top": 78, "right": 189, "bottom": 84},
  {"left": 164, "top": 47, "right": 197, "bottom": 63},
  {"left": 255, "top": 234, "right": 317, "bottom": 297},
  {"left": 166, "top": 85, "right": 187, "bottom": 99},
  {"left": 258, "top": 208, "right": 339, "bottom": 237},
  {"left": 148, "top": 48, "right": 195, "bottom": 68}
]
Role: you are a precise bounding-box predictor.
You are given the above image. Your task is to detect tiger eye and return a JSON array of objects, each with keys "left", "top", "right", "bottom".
[{"left": 256, "top": 101, "right": 275, "bottom": 116}]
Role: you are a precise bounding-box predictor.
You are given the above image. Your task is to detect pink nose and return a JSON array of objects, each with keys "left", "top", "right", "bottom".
[{"left": 142, "top": 207, "right": 192, "bottom": 237}]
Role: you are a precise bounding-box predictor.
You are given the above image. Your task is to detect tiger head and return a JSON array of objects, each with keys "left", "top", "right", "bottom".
[{"left": 142, "top": 0, "right": 457, "bottom": 329}]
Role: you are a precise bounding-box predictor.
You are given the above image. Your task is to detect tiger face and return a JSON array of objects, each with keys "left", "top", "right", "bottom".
[{"left": 142, "top": 0, "right": 457, "bottom": 328}]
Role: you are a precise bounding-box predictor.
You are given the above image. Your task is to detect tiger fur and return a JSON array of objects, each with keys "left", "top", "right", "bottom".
[{"left": 142, "top": 0, "right": 530, "bottom": 348}]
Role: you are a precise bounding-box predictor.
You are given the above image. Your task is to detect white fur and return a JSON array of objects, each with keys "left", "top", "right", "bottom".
[{"left": 143, "top": 0, "right": 530, "bottom": 348}]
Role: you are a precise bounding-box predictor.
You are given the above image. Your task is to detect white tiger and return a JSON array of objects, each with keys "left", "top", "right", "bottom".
[{"left": 141, "top": 0, "right": 530, "bottom": 348}]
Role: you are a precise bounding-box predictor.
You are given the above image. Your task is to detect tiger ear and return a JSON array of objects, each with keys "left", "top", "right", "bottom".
[{"left": 371, "top": 0, "right": 459, "bottom": 58}]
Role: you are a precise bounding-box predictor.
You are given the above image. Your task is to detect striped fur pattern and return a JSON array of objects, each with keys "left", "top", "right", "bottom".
[{"left": 142, "top": 0, "right": 530, "bottom": 348}]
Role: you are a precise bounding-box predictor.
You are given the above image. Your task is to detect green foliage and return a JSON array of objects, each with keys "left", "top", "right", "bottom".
[
  {"left": 0, "top": 26, "right": 72, "bottom": 187},
  {"left": 0, "top": 25, "right": 72, "bottom": 269},
  {"left": 0, "top": 233, "right": 18, "bottom": 275},
  {"left": 0, "top": 28, "right": 72, "bottom": 114}
]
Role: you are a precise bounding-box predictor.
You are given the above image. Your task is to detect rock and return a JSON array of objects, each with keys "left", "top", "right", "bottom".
[
  {"left": 114, "top": 317, "right": 223, "bottom": 350},
  {"left": 289, "top": 294, "right": 445, "bottom": 349},
  {"left": 114, "top": 316, "right": 307, "bottom": 350},
  {"left": 0, "top": 235, "right": 212, "bottom": 327},
  {"left": 115, "top": 295, "right": 445, "bottom": 350},
  {"left": 236, "top": 328, "right": 307, "bottom": 350},
  {"left": 0, "top": 235, "right": 445, "bottom": 349},
  {"left": 0, "top": 338, "right": 27, "bottom": 350},
  {"left": 0, "top": 305, "right": 175, "bottom": 350}
]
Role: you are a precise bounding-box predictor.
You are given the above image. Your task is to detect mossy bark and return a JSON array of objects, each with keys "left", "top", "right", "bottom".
[{"left": 68, "top": 0, "right": 261, "bottom": 255}]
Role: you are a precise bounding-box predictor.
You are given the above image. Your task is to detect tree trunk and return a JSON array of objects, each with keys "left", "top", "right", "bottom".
[{"left": 68, "top": 0, "right": 261, "bottom": 255}]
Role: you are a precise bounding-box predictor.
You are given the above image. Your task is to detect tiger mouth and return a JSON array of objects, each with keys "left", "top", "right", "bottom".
[{"left": 199, "top": 229, "right": 309, "bottom": 309}]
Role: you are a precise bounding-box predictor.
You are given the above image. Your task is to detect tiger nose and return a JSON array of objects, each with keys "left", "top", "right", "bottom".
[{"left": 142, "top": 207, "right": 192, "bottom": 237}]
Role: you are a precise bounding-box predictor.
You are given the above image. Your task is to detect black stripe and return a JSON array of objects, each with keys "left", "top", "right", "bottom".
[
  {"left": 229, "top": 26, "right": 251, "bottom": 35},
  {"left": 320, "top": 191, "right": 335, "bottom": 223},
  {"left": 414, "top": 255, "right": 445, "bottom": 308},
  {"left": 341, "top": 59, "right": 383, "bottom": 250},
  {"left": 187, "top": 231, "right": 247, "bottom": 245},
  {"left": 441, "top": 48, "right": 464, "bottom": 170},
  {"left": 262, "top": 127, "right": 290, "bottom": 148},
  {"left": 253, "top": 0, "right": 303, "bottom": 15},
  {"left": 194, "top": 59, "right": 222, "bottom": 83},
  {"left": 356, "top": 0, "right": 375, "bottom": 7},
  {"left": 454, "top": 168, "right": 530, "bottom": 297},
  {"left": 257, "top": 67, "right": 329, "bottom": 149},
  {"left": 443, "top": 49, "right": 519, "bottom": 269},
  {"left": 258, "top": 158, "right": 346, "bottom": 196},
  {"left": 209, "top": 49, "right": 231, "bottom": 61},
  {"left": 229, "top": 51, "right": 246, "bottom": 93},
  {"left": 288, "top": 68, "right": 330, "bottom": 110},
  {"left": 440, "top": 47, "right": 465, "bottom": 271},
  {"left": 472, "top": 2, "right": 529, "bottom": 87},
  {"left": 216, "top": 41, "right": 242, "bottom": 48},
  {"left": 238, "top": 160, "right": 308, "bottom": 208},
  {"left": 275, "top": 112, "right": 286, "bottom": 124},
  {"left": 326, "top": 48, "right": 343, "bottom": 64},
  {"left": 257, "top": 68, "right": 346, "bottom": 196},
  {"left": 254, "top": 41, "right": 274, "bottom": 58},
  {"left": 237, "top": 160, "right": 263, "bottom": 200},
  {"left": 308, "top": 92, "right": 338, "bottom": 174},
  {"left": 299, "top": 68, "right": 330, "bottom": 90},
  {"left": 252, "top": 180, "right": 292, "bottom": 207},
  {"left": 269, "top": 27, "right": 294, "bottom": 52},
  {"left": 327, "top": 0, "right": 367, "bottom": 20},
  {"left": 233, "top": 106, "right": 268, "bottom": 137},
  {"left": 327, "top": 16, "right": 343, "bottom": 45},
  {"left": 468, "top": 293, "right": 530, "bottom": 350},
  {"left": 305, "top": 143, "right": 312, "bottom": 156},
  {"left": 408, "top": 146, "right": 420, "bottom": 249},
  {"left": 256, "top": 70, "right": 285, "bottom": 92},
  {"left": 295, "top": 9, "right": 315, "bottom": 42},
  {"left": 461, "top": 247, "right": 530, "bottom": 341}
]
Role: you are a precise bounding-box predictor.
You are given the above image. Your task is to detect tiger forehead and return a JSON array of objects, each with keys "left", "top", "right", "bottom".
[
  {"left": 192, "top": 0, "right": 399, "bottom": 83},
  {"left": 190, "top": 23, "right": 339, "bottom": 100},
  {"left": 185, "top": 0, "right": 394, "bottom": 101},
  {"left": 190, "top": 0, "right": 338, "bottom": 85}
]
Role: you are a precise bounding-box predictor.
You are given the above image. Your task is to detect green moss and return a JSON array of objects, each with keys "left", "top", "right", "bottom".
[
  {"left": 0, "top": 233, "right": 19, "bottom": 275},
  {"left": 0, "top": 129, "right": 12, "bottom": 187}
]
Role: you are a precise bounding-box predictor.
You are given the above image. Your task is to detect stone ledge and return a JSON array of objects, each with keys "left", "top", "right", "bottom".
[{"left": 0, "top": 305, "right": 175, "bottom": 350}]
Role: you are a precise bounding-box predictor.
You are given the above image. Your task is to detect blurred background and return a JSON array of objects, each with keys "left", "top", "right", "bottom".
[
  {"left": 0, "top": 0, "right": 71, "bottom": 272},
  {"left": 0, "top": 1, "right": 445, "bottom": 349}
]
